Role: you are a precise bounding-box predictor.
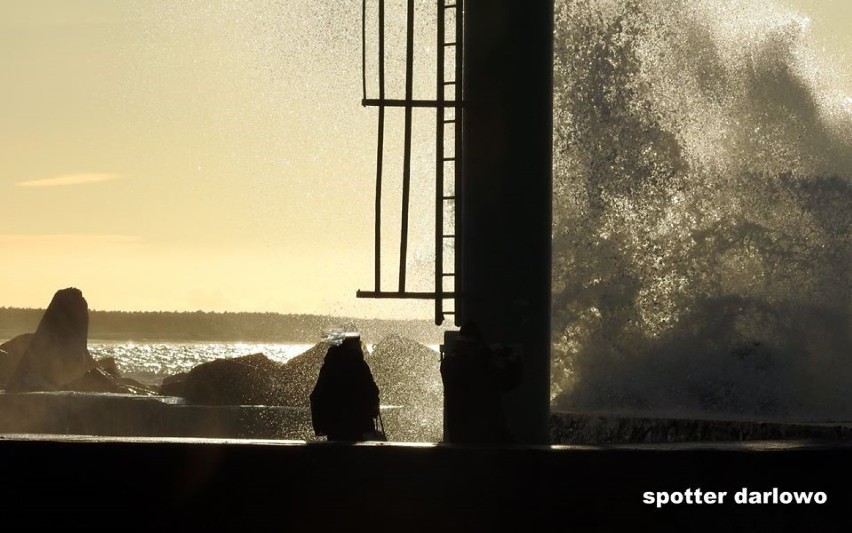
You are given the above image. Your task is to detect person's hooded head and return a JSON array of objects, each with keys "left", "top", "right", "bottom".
[{"left": 326, "top": 334, "right": 365, "bottom": 361}]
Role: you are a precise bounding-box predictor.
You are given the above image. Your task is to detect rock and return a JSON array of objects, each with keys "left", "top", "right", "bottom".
[
  {"left": 52, "top": 355, "right": 157, "bottom": 395},
  {"left": 64, "top": 365, "right": 158, "bottom": 395},
  {"left": 168, "top": 343, "right": 330, "bottom": 406},
  {"left": 95, "top": 357, "right": 121, "bottom": 378},
  {"left": 65, "top": 367, "right": 134, "bottom": 394},
  {"left": 6, "top": 288, "right": 96, "bottom": 392},
  {"left": 369, "top": 335, "right": 442, "bottom": 405},
  {"left": 0, "top": 333, "right": 34, "bottom": 388},
  {"left": 369, "top": 335, "right": 443, "bottom": 442},
  {"left": 116, "top": 376, "right": 158, "bottom": 395},
  {"left": 181, "top": 353, "right": 282, "bottom": 405},
  {"left": 273, "top": 343, "right": 329, "bottom": 406},
  {"left": 159, "top": 372, "right": 188, "bottom": 397}
]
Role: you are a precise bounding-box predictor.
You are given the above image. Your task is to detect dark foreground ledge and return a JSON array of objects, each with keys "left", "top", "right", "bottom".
[{"left": 1, "top": 435, "right": 850, "bottom": 532}]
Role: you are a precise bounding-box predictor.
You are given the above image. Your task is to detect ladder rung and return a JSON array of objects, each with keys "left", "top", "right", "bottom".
[
  {"left": 445, "top": 4, "right": 457, "bottom": 9},
  {"left": 442, "top": 273, "right": 456, "bottom": 277},
  {"left": 358, "top": 290, "right": 456, "bottom": 299},
  {"left": 443, "top": 81, "right": 456, "bottom": 86},
  {"left": 442, "top": 234, "right": 456, "bottom": 239},
  {"left": 362, "top": 98, "right": 460, "bottom": 108},
  {"left": 443, "top": 311, "right": 456, "bottom": 315},
  {"left": 442, "top": 119, "right": 456, "bottom": 124},
  {"left": 442, "top": 195, "right": 456, "bottom": 200},
  {"left": 442, "top": 157, "right": 456, "bottom": 161},
  {"left": 443, "top": 42, "right": 457, "bottom": 47}
]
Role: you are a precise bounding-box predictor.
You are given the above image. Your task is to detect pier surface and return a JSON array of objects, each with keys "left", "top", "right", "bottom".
[
  {"left": 1, "top": 433, "right": 849, "bottom": 531},
  {"left": 0, "top": 393, "right": 849, "bottom": 530}
]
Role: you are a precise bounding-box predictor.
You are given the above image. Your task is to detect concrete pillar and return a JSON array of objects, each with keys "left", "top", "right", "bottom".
[{"left": 457, "top": 0, "right": 553, "bottom": 444}]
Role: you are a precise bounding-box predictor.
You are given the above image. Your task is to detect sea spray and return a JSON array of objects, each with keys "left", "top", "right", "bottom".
[{"left": 551, "top": 0, "right": 851, "bottom": 420}]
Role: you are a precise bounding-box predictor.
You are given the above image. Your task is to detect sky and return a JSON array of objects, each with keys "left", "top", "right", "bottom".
[{"left": 0, "top": 0, "right": 848, "bottom": 318}]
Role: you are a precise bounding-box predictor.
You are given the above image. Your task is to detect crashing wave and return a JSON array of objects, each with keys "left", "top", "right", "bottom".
[{"left": 551, "top": 0, "right": 851, "bottom": 421}]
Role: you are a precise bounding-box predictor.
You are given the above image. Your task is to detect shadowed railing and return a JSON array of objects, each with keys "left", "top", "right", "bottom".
[{"left": 357, "top": 0, "right": 465, "bottom": 326}]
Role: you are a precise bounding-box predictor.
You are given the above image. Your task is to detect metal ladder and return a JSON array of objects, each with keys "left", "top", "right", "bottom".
[
  {"left": 357, "top": 0, "right": 464, "bottom": 326},
  {"left": 435, "top": 1, "right": 463, "bottom": 325}
]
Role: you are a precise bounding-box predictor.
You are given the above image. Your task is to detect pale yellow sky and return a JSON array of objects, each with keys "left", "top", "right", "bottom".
[
  {"left": 0, "top": 0, "right": 440, "bottom": 318},
  {"left": 0, "top": 0, "right": 848, "bottom": 318}
]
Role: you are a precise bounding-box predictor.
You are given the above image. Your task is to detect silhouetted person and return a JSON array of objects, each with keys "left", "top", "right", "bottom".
[
  {"left": 441, "top": 321, "right": 522, "bottom": 444},
  {"left": 310, "top": 335, "right": 381, "bottom": 441}
]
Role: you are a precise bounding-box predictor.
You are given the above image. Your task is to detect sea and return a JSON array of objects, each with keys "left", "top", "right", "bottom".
[
  {"left": 88, "top": 341, "right": 317, "bottom": 388},
  {"left": 88, "top": 341, "right": 441, "bottom": 389}
]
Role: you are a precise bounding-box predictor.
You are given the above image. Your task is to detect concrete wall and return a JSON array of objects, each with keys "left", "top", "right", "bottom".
[{"left": 0, "top": 436, "right": 848, "bottom": 530}]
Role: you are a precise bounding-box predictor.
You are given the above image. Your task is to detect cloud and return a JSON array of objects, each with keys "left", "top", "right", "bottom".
[{"left": 16, "top": 173, "right": 120, "bottom": 188}]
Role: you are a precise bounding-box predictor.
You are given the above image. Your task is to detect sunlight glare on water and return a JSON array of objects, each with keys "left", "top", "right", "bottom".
[{"left": 89, "top": 342, "right": 314, "bottom": 386}]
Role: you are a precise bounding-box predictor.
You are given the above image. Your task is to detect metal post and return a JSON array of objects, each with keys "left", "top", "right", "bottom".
[
  {"left": 398, "top": 0, "right": 415, "bottom": 292},
  {"left": 373, "top": 0, "right": 386, "bottom": 292}
]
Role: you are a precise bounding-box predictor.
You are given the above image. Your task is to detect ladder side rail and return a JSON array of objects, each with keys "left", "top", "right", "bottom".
[
  {"left": 452, "top": 0, "right": 464, "bottom": 324},
  {"left": 435, "top": 0, "right": 446, "bottom": 325},
  {"left": 361, "top": 0, "right": 367, "bottom": 101}
]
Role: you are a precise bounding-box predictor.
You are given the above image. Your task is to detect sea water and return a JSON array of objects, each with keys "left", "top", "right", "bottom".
[
  {"left": 88, "top": 341, "right": 315, "bottom": 388},
  {"left": 88, "top": 341, "right": 442, "bottom": 390}
]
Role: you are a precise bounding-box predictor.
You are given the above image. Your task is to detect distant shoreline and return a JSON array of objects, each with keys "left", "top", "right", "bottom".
[
  {"left": 87, "top": 338, "right": 320, "bottom": 345},
  {"left": 0, "top": 307, "right": 447, "bottom": 345}
]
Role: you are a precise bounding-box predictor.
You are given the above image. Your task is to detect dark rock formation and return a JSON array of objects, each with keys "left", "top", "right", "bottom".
[
  {"left": 157, "top": 343, "right": 329, "bottom": 406},
  {"left": 6, "top": 288, "right": 95, "bottom": 392},
  {"left": 66, "top": 367, "right": 137, "bottom": 394},
  {"left": 0, "top": 289, "right": 155, "bottom": 395},
  {"left": 159, "top": 372, "right": 188, "bottom": 397},
  {"left": 180, "top": 353, "right": 282, "bottom": 405},
  {"left": 273, "top": 343, "right": 329, "bottom": 406},
  {"left": 0, "top": 333, "right": 33, "bottom": 387},
  {"left": 369, "top": 335, "right": 443, "bottom": 442},
  {"left": 65, "top": 366, "right": 158, "bottom": 395},
  {"left": 95, "top": 357, "right": 121, "bottom": 378}
]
